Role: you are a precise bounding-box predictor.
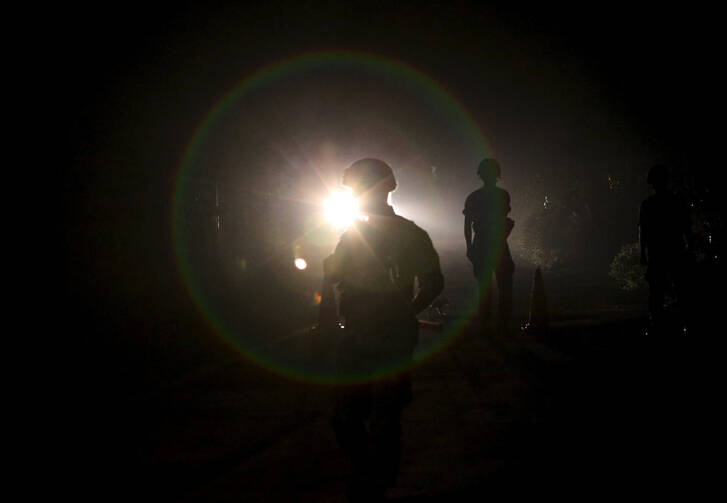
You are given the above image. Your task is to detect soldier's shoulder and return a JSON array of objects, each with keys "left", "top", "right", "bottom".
[
  {"left": 394, "top": 214, "right": 421, "bottom": 229},
  {"left": 464, "top": 188, "right": 484, "bottom": 209},
  {"left": 465, "top": 188, "right": 484, "bottom": 201},
  {"left": 335, "top": 228, "right": 354, "bottom": 248},
  {"left": 394, "top": 215, "right": 433, "bottom": 242},
  {"left": 641, "top": 194, "right": 656, "bottom": 208},
  {"left": 670, "top": 192, "right": 688, "bottom": 206}
]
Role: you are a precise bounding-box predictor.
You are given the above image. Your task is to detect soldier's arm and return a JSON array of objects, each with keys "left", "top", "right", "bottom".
[
  {"left": 323, "top": 236, "right": 346, "bottom": 283},
  {"left": 639, "top": 203, "right": 648, "bottom": 265},
  {"left": 463, "top": 194, "right": 474, "bottom": 257},
  {"left": 681, "top": 199, "right": 694, "bottom": 252},
  {"left": 503, "top": 190, "right": 514, "bottom": 237},
  {"left": 412, "top": 230, "right": 445, "bottom": 315},
  {"left": 464, "top": 214, "right": 473, "bottom": 257},
  {"left": 319, "top": 238, "right": 347, "bottom": 326}
]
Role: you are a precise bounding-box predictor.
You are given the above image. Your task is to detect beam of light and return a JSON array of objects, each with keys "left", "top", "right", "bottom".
[
  {"left": 294, "top": 258, "right": 308, "bottom": 270},
  {"left": 323, "top": 190, "right": 358, "bottom": 229}
]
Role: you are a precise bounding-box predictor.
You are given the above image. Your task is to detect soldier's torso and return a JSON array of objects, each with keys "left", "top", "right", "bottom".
[
  {"left": 336, "top": 214, "right": 423, "bottom": 326},
  {"left": 640, "top": 193, "right": 688, "bottom": 260},
  {"left": 464, "top": 187, "right": 513, "bottom": 272},
  {"left": 465, "top": 187, "right": 510, "bottom": 246}
]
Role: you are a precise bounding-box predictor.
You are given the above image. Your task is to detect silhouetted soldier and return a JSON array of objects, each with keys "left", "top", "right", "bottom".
[
  {"left": 464, "top": 158, "right": 515, "bottom": 336},
  {"left": 324, "top": 158, "right": 444, "bottom": 501},
  {"left": 639, "top": 165, "right": 693, "bottom": 330}
]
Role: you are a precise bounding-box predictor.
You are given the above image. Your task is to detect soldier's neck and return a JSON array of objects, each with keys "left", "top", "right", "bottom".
[{"left": 360, "top": 202, "right": 394, "bottom": 216}]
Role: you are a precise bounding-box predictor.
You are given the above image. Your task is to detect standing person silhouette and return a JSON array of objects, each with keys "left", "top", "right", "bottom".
[
  {"left": 464, "top": 158, "right": 515, "bottom": 336},
  {"left": 639, "top": 165, "right": 693, "bottom": 331},
  {"left": 324, "top": 158, "right": 444, "bottom": 502}
]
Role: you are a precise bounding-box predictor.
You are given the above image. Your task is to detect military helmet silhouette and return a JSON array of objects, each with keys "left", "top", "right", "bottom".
[
  {"left": 477, "top": 158, "right": 501, "bottom": 181},
  {"left": 343, "top": 158, "right": 397, "bottom": 193},
  {"left": 647, "top": 164, "right": 669, "bottom": 187}
]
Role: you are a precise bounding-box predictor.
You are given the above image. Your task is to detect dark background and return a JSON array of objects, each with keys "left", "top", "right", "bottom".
[
  {"left": 67, "top": 0, "right": 720, "bottom": 275},
  {"left": 64, "top": 1, "right": 721, "bottom": 499},
  {"left": 66, "top": 0, "right": 720, "bottom": 340}
]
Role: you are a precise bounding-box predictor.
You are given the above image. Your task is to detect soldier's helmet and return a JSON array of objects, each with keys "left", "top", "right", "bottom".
[
  {"left": 647, "top": 164, "right": 669, "bottom": 188},
  {"left": 342, "top": 158, "right": 397, "bottom": 194},
  {"left": 477, "top": 158, "right": 501, "bottom": 182}
]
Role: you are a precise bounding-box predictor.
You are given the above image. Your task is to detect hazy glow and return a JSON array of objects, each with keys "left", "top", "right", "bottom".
[
  {"left": 324, "top": 190, "right": 358, "bottom": 228},
  {"left": 294, "top": 258, "right": 308, "bottom": 270}
]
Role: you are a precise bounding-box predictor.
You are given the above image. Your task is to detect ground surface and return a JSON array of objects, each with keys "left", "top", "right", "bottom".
[{"left": 71, "top": 305, "right": 713, "bottom": 501}]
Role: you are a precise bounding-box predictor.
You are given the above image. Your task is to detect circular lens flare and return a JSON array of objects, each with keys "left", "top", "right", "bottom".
[
  {"left": 324, "top": 190, "right": 358, "bottom": 229},
  {"left": 172, "top": 51, "right": 493, "bottom": 384},
  {"left": 294, "top": 258, "right": 308, "bottom": 270}
]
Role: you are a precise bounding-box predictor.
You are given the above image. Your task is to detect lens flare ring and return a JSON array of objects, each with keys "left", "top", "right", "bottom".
[{"left": 173, "top": 50, "right": 493, "bottom": 383}]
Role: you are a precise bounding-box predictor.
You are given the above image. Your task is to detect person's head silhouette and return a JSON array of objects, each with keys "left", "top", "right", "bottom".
[
  {"left": 647, "top": 165, "right": 669, "bottom": 192},
  {"left": 343, "top": 158, "right": 396, "bottom": 210},
  {"left": 477, "top": 158, "right": 501, "bottom": 185}
]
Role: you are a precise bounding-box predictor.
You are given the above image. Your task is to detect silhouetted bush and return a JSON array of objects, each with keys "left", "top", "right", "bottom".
[
  {"left": 518, "top": 210, "right": 561, "bottom": 269},
  {"left": 609, "top": 243, "right": 646, "bottom": 291}
]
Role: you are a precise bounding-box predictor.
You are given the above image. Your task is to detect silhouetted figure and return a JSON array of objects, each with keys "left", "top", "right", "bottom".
[
  {"left": 324, "top": 158, "right": 444, "bottom": 501},
  {"left": 639, "top": 165, "right": 693, "bottom": 331},
  {"left": 464, "top": 158, "right": 515, "bottom": 335}
]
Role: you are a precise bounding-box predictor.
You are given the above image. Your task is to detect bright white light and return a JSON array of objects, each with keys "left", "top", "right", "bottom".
[
  {"left": 294, "top": 258, "right": 307, "bottom": 270},
  {"left": 324, "top": 190, "right": 358, "bottom": 229}
]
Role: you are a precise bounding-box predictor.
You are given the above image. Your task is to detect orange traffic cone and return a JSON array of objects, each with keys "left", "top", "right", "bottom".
[{"left": 521, "top": 266, "right": 549, "bottom": 337}]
